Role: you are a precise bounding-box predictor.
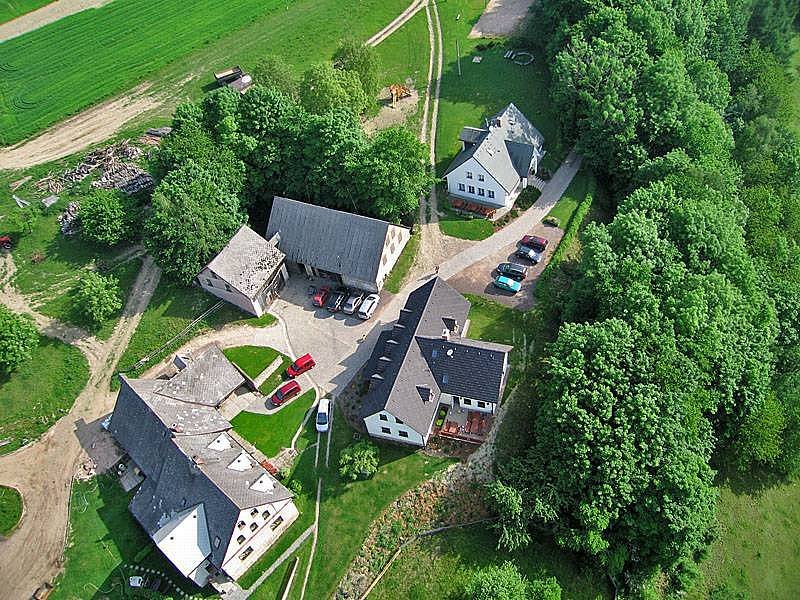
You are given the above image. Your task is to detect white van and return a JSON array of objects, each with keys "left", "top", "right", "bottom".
[{"left": 316, "top": 397, "right": 331, "bottom": 433}]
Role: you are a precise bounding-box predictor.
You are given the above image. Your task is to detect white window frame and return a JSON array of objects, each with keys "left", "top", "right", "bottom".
[
  {"left": 488, "top": 190, "right": 495, "bottom": 199},
  {"left": 477, "top": 188, "right": 485, "bottom": 197},
  {"left": 468, "top": 185, "right": 475, "bottom": 194},
  {"left": 466, "top": 171, "right": 473, "bottom": 179},
  {"left": 477, "top": 174, "right": 484, "bottom": 182},
  {"left": 457, "top": 183, "right": 466, "bottom": 192}
]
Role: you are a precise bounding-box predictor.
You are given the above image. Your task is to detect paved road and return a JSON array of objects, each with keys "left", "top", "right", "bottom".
[{"left": 439, "top": 151, "right": 583, "bottom": 280}]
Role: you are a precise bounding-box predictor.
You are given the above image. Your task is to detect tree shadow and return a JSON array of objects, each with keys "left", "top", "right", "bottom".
[{"left": 712, "top": 457, "right": 788, "bottom": 497}]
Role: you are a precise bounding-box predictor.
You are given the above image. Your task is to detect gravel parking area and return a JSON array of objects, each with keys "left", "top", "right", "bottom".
[
  {"left": 446, "top": 222, "right": 564, "bottom": 310},
  {"left": 468, "top": 0, "right": 535, "bottom": 39}
]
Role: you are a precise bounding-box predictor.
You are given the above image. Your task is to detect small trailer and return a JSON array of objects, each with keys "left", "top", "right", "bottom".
[{"left": 214, "top": 66, "right": 244, "bottom": 85}]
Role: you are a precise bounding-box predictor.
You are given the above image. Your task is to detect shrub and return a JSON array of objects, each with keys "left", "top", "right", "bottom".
[
  {"left": 543, "top": 215, "right": 560, "bottom": 227},
  {"left": 76, "top": 271, "right": 122, "bottom": 324},
  {"left": 338, "top": 440, "right": 379, "bottom": 481},
  {"left": 529, "top": 577, "right": 562, "bottom": 600},
  {"left": 286, "top": 479, "right": 303, "bottom": 495},
  {"left": 464, "top": 562, "right": 528, "bottom": 600},
  {"left": 80, "top": 189, "right": 137, "bottom": 246},
  {"left": 278, "top": 467, "right": 291, "bottom": 480},
  {"left": 0, "top": 306, "right": 38, "bottom": 374}
]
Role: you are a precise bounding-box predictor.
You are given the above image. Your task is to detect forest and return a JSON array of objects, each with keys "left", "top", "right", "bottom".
[{"left": 489, "top": 0, "right": 800, "bottom": 595}]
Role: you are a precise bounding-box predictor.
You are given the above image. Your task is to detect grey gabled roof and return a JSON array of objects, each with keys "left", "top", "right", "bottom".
[
  {"left": 204, "top": 225, "right": 285, "bottom": 298},
  {"left": 110, "top": 347, "right": 293, "bottom": 572},
  {"left": 360, "top": 278, "right": 513, "bottom": 437},
  {"left": 265, "top": 196, "right": 407, "bottom": 285},
  {"left": 158, "top": 346, "right": 244, "bottom": 408},
  {"left": 444, "top": 103, "right": 544, "bottom": 193}
]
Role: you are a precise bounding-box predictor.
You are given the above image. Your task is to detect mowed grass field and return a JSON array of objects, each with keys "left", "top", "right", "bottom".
[
  {"left": 0, "top": 0, "right": 51, "bottom": 25},
  {"left": 0, "top": 0, "right": 412, "bottom": 145}
]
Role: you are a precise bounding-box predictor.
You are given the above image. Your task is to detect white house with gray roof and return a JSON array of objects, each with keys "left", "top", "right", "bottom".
[
  {"left": 198, "top": 225, "right": 288, "bottom": 317},
  {"left": 109, "top": 346, "right": 298, "bottom": 587},
  {"left": 359, "top": 278, "right": 513, "bottom": 447},
  {"left": 266, "top": 196, "right": 410, "bottom": 293},
  {"left": 443, "top": 103, "right": 544, "bottom": 209}
]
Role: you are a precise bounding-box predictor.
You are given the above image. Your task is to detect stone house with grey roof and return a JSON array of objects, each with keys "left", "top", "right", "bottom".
[
  {"left": 443, "top": 103, "right": 545, "bottom": 210},
  {"left": 109, "top": 346, "right": 298, "bottom": 587},
  {"left": 198, "top": 225, "right": 288, "bottom": 317},
  {"left": 266, "top": 196, "right": 410, "bottom": 293},
  {"left": 359, "top": 278, "right": 513, "bottom": 447}
]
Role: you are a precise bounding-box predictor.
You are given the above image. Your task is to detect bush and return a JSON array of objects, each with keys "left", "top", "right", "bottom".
[
  {"left": 76, "top": 271, "right": 122, "bottom": 324},
  {"left": 464, "top": 562, "right": 528, "bottom": 600},
  {"left": 529, "top": 577, "right": 562, "bottom": 600},
  {"left": 286, "top": 479, "right": 303, "bottom": 495},
  {"left": 338, "top": 440, "right": 379, "bottom": 481},
  {"left": 516, "top": 187, "right": 541, "bottom": 210},
  {"left": 543, "top": 215, "right": 560, "bottom": 227},
  {"left": 0, "top": 306, "right": 38, "bottom": 374},
  {"left": 80, "top": 189, "right": 137, "bottom": 246}
]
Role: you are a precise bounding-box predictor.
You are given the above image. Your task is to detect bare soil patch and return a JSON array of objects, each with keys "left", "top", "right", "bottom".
[
  {"left": 0, "top": 0, "right": 112, "bottom": 42},
  {"left": 364, "top": 87, "right": 420, "bottom": 135},
  {"left": 468, "top": 0, "right": 535, "bottom": 39}
]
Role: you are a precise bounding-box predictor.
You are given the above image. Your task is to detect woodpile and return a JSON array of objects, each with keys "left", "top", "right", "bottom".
[
  {"left": 389, "top": 83, "right": 412, "bottom": 107},
  {"left": 34, "top": 139, "right": 153, "bottom": 196}
]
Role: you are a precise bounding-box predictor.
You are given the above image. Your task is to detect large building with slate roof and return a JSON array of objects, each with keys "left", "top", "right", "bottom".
[
  {"left": 198, "top": 225, "right": 288, "bottom": 317},
  {"left": 360, "top": 278, "right": 513, "bottom": 446},
  {"left": 443, "top": 103, "right": 544, "bottom": 209},
  {"left": 266, "top": 196, "right": 411, "bottom": 293},
  {"left": 109, "top": 346, "right": 298, "bottom": 587}
]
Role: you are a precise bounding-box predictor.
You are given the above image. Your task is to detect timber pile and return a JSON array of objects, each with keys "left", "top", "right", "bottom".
[
  {"left": 35, "top": 140, "right": 151, "bottom": 195},
  {"left": 57, "top": 201, "right": 80, "bottom": 236}
]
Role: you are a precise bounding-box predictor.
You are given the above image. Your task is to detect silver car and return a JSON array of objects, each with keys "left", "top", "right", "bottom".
[
  {"left": 342, "top": 290, "right": 365, "bottom": 315},
  {"left": 515, "top": 245, "right": 543, "bottom": 264},
  {"left": 357, "top": 293, "right": 380, "bottom": 319}
]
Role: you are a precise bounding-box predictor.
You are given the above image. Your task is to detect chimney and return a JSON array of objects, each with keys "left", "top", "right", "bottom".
[
  {"left": 441, "top": 328, "right": 450, "bottom": 341},
  {"left": 170, "top": 422, "right": 184, "bottom": 433}
]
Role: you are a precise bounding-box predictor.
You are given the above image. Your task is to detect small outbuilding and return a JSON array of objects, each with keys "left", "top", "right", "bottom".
[
  {"left": 265, "top": 196, "right": 411, "bottom": 293},
  {"left": 198, "top": 225, "right": 287, "bottom": 317}
]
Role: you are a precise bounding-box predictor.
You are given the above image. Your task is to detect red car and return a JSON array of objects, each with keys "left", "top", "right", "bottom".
[
  {"left": 287, "top": 353, "right": 315, "bottom": 378},
  {"left": 271, "top": 380, "right": 301, "bottom": 406},
  {"left": 313, "top": 286, "right": 330, "bottom": 307},
  {"left": 519, "top": 235, "right": 549, "bottom": 252}
]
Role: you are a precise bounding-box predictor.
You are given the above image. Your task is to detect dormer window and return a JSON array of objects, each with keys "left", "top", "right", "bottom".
[{"left": 214, "top": 536, "right": 221, "bottom": 548}]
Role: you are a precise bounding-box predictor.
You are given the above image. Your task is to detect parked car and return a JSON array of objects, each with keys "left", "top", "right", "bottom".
[
  {"left": 520, "top": 234, "right": 549, "bottom": 252},
  {"left": 286, "top": 353, "right": 315, "bottom": 378},
  {"left": 357, "top": 293, "right": 381, "bottom": 320},
  {"left": 316, "top": 397, "right": 331, "bottom": 433},
  {"left": 493, "top": 275, "right": 522, "bottom": 293},
  {"left": 342, "top": 290, "right": 365, "bottom": 315},
  {"left": 326, "top": 287, "right": 347, "bottom": 312},
  {"left": 0, "top": 235, "right": 12, "bottom": 250},
  {"left": 271, "top": 380, "right": 301, "bottom": 406},
  {"left": 496, "top": 262, "right": 528, "bottom": 281},
  {"left": 515, "top": 245, "right": 543, "bottom": 263},
  {"left": 312, "top": 286, "right": 330, "bottom": 307}
]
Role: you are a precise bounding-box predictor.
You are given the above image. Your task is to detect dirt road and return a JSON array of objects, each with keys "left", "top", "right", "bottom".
[
  {"left": 0, "top": 256, "right": 161, "bottom": 600},
  {"left": 0, "top": 0, "right": 113, "bottom": 42}
]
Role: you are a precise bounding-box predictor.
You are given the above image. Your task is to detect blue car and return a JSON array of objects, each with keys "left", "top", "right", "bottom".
[{"left": 493, "top": 275, "right": 522, "bottom": 293}]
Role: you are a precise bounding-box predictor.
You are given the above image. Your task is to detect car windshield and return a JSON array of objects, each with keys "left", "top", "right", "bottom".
[
  {"left": 316, "top": 412, "right": 328, "bottom": 425},
  {"left": 275, "top": 390, "right": 284, "bottom": 400}
]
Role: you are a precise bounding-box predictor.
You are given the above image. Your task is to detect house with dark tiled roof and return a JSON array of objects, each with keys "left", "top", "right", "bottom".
[
  {"left": 443, "top": 103, "right": 545, "bottom": 211},
  {"left": 198, "top": 225, "right": 288, "bottom": 317},
  {"left": 359, "top": 278, "right": 513, "bottom": 446},
  {"left": 108, "top": 346, "right": 298, "bottom": 587},
  {"left": 265, "top": 196, "right": 410, "bottom": 293}
]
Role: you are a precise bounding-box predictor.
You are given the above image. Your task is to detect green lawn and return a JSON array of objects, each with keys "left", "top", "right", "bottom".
[
  {"left": 223, "top": 345, "right": 283, "bottom": 380},
  {"left": 0, "top": 485, "right": 23, "bottom": 537},
  {"left": 434, "top": 0, "right": 563, "bottom": 178},
  {"left": 0, "top": 0, "right": 51, "bottom": 24},
  {"left": 112, "top": 278, "right": 268, "bottom": 387},
  {"left": 51, "top": 476, "right": 216, "bottom": 599},
  {"left": 232, "top": 389, "right": 317, "bottom": 459},
  {"left": 250, "top": 536, "right": 313, "bottom": 600},
  {"left": 688, "top": 477, "right": 800, "bottom": 599},
  {"left": 546, "top": 169, "right": 593, "bottom": 229},
  {"left": 0, "top": 0, "right": 412, "bottom": 145},
  {"left": 0, "top": 334, "right": 89, "bottom": 455},
  {"left": 374, "top": 7, "right": 430, "bottom": 90},
  {"left": 438, "top": 204, "right": 495, "bottom": 240},
  {"left": 370, "top": 526, "right": 609, "bottom": 600},
  {"left": 384, "top": 230, "right": 420, "bottom": 293},
  {"left": 259, "top": 356, "right": 294, "bottom": 395}
]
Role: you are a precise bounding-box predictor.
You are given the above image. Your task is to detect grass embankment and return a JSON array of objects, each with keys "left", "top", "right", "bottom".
[
  {"left": 232, "top": 390, "right": 317, "bottom": 459},
  {"left": 250, "top": 537, "right": 314, "bottom": 600},
  {"left": 223, "top": 345, "right": 283, "bottom": 380},
  {"left": 433, "top": 0, "right": 563, "bottom": 241},
  {"left": 371, "top": 526, "right": 609, "bottom": 600},
  {"left": 0, "top": 0, "right": 51, "bottom": 25},
  {"left": 112, "top": 278, "right": 274, "bottom": 387},
  {"left": 0, "top": 485, "right": 23, "bottom": 537},
  {"left": 0, "top": 0, "right": 412, "bottom": 145},
  {"left": 51, "top": 476, "right": 216, "bottom": 600},
  {"left": 546, "top": 169, "right": 593, "bottom": 227},
  {"left": 383, "top": 230, "right": 420, "bottom": 294},
  {"left": 0, "top": 335, "right": 89, "bottom": 455},
  {"left": 259, "top": 355, "right": 293, "bottom": 395}
]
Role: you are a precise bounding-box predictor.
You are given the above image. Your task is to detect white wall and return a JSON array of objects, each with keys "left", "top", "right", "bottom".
[
  {"left": 440, "top": 392, "right": 496, "bottom": 414},
  {"left": 364, "top": 410, "right": 426, "bottom": 446},
  {"left": 445, "top": 158, "right": 510, "bottom": 208},
  {"left": 375, "top": 225, "right": 411, "bottom": 290},
  {"left": 198, "top": 268, "right": 260, "bottom": 316},
  {"left": 221, "top": 498, "right": 299, "bottom": 580}
]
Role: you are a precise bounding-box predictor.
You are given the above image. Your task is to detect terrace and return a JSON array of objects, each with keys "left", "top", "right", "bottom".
[{"left": 433, "top": 402, "right": 493, "bottom": 445}]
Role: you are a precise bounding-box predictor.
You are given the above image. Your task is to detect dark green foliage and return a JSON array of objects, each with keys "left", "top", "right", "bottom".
[
  {"left": 144, "top": 160, "right": 246, "bottom": 283},
  {"left": 299, "top": 62, "right": 368, "bottom": 115},
  {"left": 79, "top": 189, "right": 137, "bottom": 247},
  {"left": 484, "top": 481, "right": 531, "bottom": 553},
  {"left": 77, "top": 271, "right": 123, "bottom": 325},
  {"left": 338, "top": 440, "right": 379, "bottom": 481},
  {"left": 0, "top": 307, "right": 38, "bottom": 374},
  {"left": 333, "top": 37, "right": 381, "bottom": 99},
  {"left": 251, "top": 55, "right": 299, "bottom": 98},
  {"left": 463, "top": 562, "right": 532, "bottom": 600}
]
